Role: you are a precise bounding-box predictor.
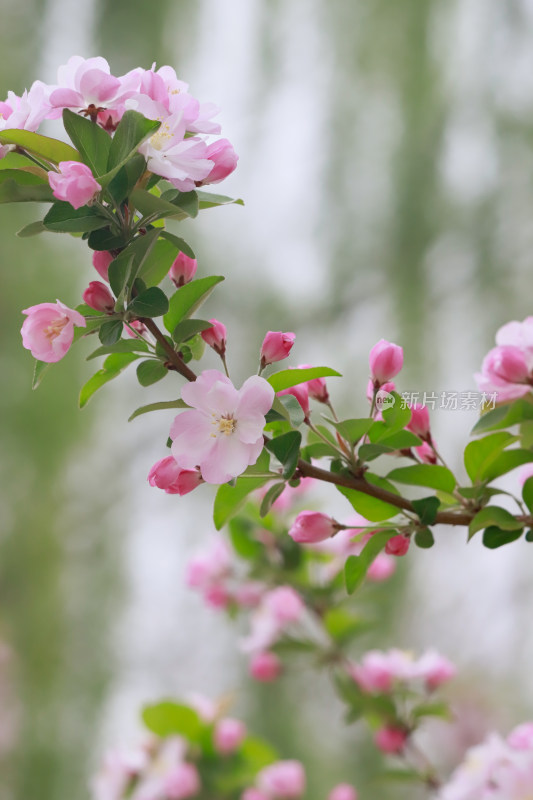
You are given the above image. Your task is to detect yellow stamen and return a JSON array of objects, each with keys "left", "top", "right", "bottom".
[
  {"left": 44, "top": 316, "right": 68, "bottom": 341},
  {"left": 217, "top": 417, "right": 236, "bottom": 436}
]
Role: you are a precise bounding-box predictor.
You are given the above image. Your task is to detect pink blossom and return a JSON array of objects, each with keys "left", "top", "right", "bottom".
[
  {"left": 125, "top": 319, "right": 148, "bottom": 338},
  {"left": 257, "top": 760, "right": 306, "bottom": 799},
  {"left": 21, "top": 300, "right": 86, "bottom": 362},
  {"left": 204, "top": 583, "right": 231, "bottom": 609},
  {"left": 407, "top": 403, "right": 431, "bottom": 439},
  {"left": 164, "top": 762, "right": 200, "bottom": 799},
  {"left": 475, "top": 341, "right": 533, "bottom": 403},
  {"left": 48, "top": 56, "right": 137, "bottom": 117},
  {"left": 169, "top": 252, "right": 198, "bottom": 287},
  {"left": 242, "top": 587, "right": 304, "bottom": 654},
  {"left": 367, "top": 553, "right": 396, "bottom": 582},
  {"left": 234, "top": 582, "right": 265, "bottom": 608},
  {"left": 519, "top": 464, "right": 533, "bottom": 486},
  {"left": 262, "top": 587, "right": 304, "bottom": 624},
  {"left": 508, "top": 723, "right": 533, "bottom": 750},
  {"left": 170, "top": 370, "right": 274, "bottom": 484},
  {"left": 83, "top": 281, "right": 115, "bottom": 313},
  {"left": 328, "top": 784, "right": 358, "bottom": 800},
  {"left": 375, "top": 726, "right": 407, "bottom": 754},
  {"left": 349, "top": 649, "right": 417, "bottom": 693},
  {"left": 416, "top": 442, "right": 437, "bottom": 464},
  {"left": 91, "top": 746, "right": 148, "bottom": 800},
  {"left": 496, "top": 316, "right": 533, "bottom": 352},
  {"left": 200, "top": 138, "right": 239, "bottom": 185},
  {"left": 185, "top": 537, "right": 232, "bottom": 589},
  {"left": 278, "top": 384, "right": 310, "bottom": 419},
  {"left": 385, "top": 534, "right": 410, "bottom": 557},
  {"left": 298, "top": 363, "right": 329, "bottom": 403},
  {"left": 260, "top": 331, "right": 295, "bottom": 367},
  {"left": 48, "top": 161, "right": 101, "bottom": 209},
  {"left": 367, "top": 379, "right": 395, "bottom": 404},
  {"left": 92, "top": 250, "right": 113, "bottom": 281},
  {"left": 242, "top": 790, "right": 270, "bottom": 800},
  {"left": 369, "top": 339, "right": 403, "bottom": 385},
  {"left": 148, "top": 456, "right": 203, "bottom": 496},
  {"left": 0, "top": 80, "right": 51, "bottom": 142},
  {"left": 415, "top": 650, "right": 456, "bottom": 690},
  {"left": 200, "top": 319, "right": 226, "bottom": 356},
  {"left": 249, "top": 651, "right": 282, "bottom": 682},
  {"left": 214, "top": 718, "right": 247, "bottom": 754},
  {"left": 186, "top": 693, "right": 217, "bottom": 722},
  {"left": 289, "top": 511, "right": 340, "bottom": 544}
]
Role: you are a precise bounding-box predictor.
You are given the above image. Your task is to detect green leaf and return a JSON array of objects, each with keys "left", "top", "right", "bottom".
[
  {"left": 196, "top": 189, "right": 245, "bottom": 209},
  {"left": 160, "top": 230, "right": 196, "bottom": 259},
  {"left": 98, "top": 320, "right": 123, "bottom": 346},
  {"left": 79, "top": 352, "right": 139, "bottom": 407},
  {"left": 172, "top": 319, "right": 212, "bottom": 344},
  {"left": 526, "top": 529, "right": 533, "bottom": 542},
  {"left": 323, "top": 608, "right": 372, "bottom": 644},
  {"left": 128, "top": 399, "right": 188, "bottom": 421},
  {"left": 468, "top": 506, "right": 524, "bottom": 540},
  {"left": 239, "top": 737, "right": 277, "bottom": 771},
  {"left": 472, "top": 396, "right": 533, "bottom": 434},
  {"left": 160, "top": 189, "right": 199, "bottom": 218},
  {"left": 131, "top": 188, "right": 195, "bottom": 221},
  {"left": 108, "top": 228, "right": 161, "bottom": 298},
  {"left": 387, "top": 465, "right": 456, "bottom": 493},
  {"left": 260, "top": 482, "right": 286, "bottom": 517},
  {"left": 267, "top": 367, "right": 342, "bottom": 393},
  {"left": 368, "top": 394, "right": 411, "bottom": 441},
  {"left": 87, "top": 339, "right": 150, "bottom": 359},
  {"left": 480, "top": 449, "right": 533, "bottom": 482},
  {"left": 0, "top": 128, "right": 81, "bottom": 163},
  {"left": 213, "top": 464, "right": 272, "bottom": 529},
  {"left": 0, "top": 168, "right": 47, "bottom": 186},
  {"left": 412, "top": 496, "right": 440, "bottom": 525},
  {"left": 0, "top": 180, "right": 54, "bottom": 204},
  {"left": 344, "top": 530, "right": 396, "bottom": 594},
  {"left": 106, "top": 110, "right": 159, "bottom": 173},
  {"left": 43, "top": 201, "right": 109, "bottom": 233},
  {"left": 412, "top": 701, "right": 451, "bottom": 721},
  {"left": 265, "top": 431, "right": 302, "bottom": 479},
  {"left": 62, "top": 108, "right": 111, "bottom": 177},
  {"left": 337, "top": 484, "right": 400, "bottom": 522},
  {"left": 228, "top": 517, "right": 264, "bottom": 560},
  {"left": 88, "top": 226, "right": 127, "bottom": 251},
  {"left": 163, "top": 276, "right": 224, "bottom": 333},
  {"left": 128, "top": 286, "right": 169, "bottom": 318},
  {"left": 106, "top": 153, "right": 146, "bottom": 206},
  {"left": 464, "top": 432, "right": 515, "bottom": 483},
  {"left": 136, "top": 359, "right": 168, "bottom": 386},
  {"left": 135, "top": 237, "right": 180, "bottom": 288},
  {"left": 330, "top": 418, "right": 373, "bottom": 444},
  {"left": 482, "top": 526, "right": 524, "bottom": 549},
  {"left": 414, "top": 527, "right": 435, "bottom": 548},
  {"left": 32, "top": 360, "right": 50, "bottom": 389},
  {"left": 523, "top": 477, "right": 533, "bottom": 513},
  {"left": 377, "top": 430, "right": 422, "bottom": 448},
  {"left": 142, "top": 701, "right": 202, "bottom": 740},
  {"left": 17, "top": 220, "right": 47, "bottom": 237}
]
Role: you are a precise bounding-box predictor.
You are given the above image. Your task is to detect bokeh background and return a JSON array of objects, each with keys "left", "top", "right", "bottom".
[{"left": 2, "top": 0, "right": 533, "bottom": 797}]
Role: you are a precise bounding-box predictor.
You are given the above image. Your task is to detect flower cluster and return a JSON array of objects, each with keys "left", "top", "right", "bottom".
[{"left": 475, "top": 316, "right": 533, "bottom": 402}]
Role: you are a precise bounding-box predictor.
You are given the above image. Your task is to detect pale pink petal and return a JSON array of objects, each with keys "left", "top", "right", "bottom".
[{"left": 181, "top": 370, "right": 232, "bottom": 412}]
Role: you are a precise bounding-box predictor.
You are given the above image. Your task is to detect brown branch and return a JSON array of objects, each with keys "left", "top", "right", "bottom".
[{"left": 140, "top": 318, "right": 197, "bottom": 382}]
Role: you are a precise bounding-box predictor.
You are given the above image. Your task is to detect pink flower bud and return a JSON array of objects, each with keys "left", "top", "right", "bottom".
[
  {"left": 375, "top": 726, "right": 408, "bottom": 754},
  {"left": 83, "top": 281, "right": 115, "bottom": 313},
  {"left": 278, "top": 384, "right": 310, "bottom": 418},
  {"left": 508, "top": 723, "right": 533, "bottom": 750},
  {"left": 263, "top": 587, "right": 304, "bottom": 623},
  {"left": 242, "top": 790, "right": 269, "bottom": 800},
  {"left": 416, "top": 442, "right": 437, "bottom": 464},
  {"left": 201, "top": 138, "right": 238, "bottom": 185},
  {"left": 369, "top": 339, "right": 403, "bottom": 385},
  {"left": 169, "top": 252, "right": 198, "bottom": 287},
  {"left": 260, "top": 331, "right": 295, "bottom": 367},
  {"left": 48, "top": 160, "right": 101, "bottom": 209},
  {"left": 385, "top": 534, "right": 410, "bottom": 557},
  {"left": 407, "top": 403, "right": 431, "bottom": 439},
  {"left": 234, "top": 582, "right": 265, "bottom": 608},
  {"left": 201, "top": 319, "right": 226, "bottom": 355},
  {"left": 257, "top": 760, "right": 306, "bottom": 799},
  {"left": 367, "top": 379, "right": 395, "bottom": 403},
  {"left": 483, "top": 345, "right": 530, "bottom": 385},
  {"left": 148, "top": 457, "right": 203, "bottom": 496},
  {"left": 298, "top": 363, "right": 329, "bottom": 403},
  {"left": 289, "top": 511, "right": 339, "bottom": 544},
  {"left": 214, "top": 718, "right": 247, "bottom": 754},
  {"left": 21, "top": 300, "right": 86, "bottom": 363},
  {"left": 415, "top": 650, "right": 456, "bottom": 690},
  {"left": 366, "top": 553, "right": 396, "bottom": 582},
  {"left": 249, "top": 651, "right": 282, "bottom": 682},
  {"left": 92, "top": 250, "right": 113, "bottom": 281},
  {"left": 204, "top": 583, "right": 231, "bottom": 608},
  {"left": 125, "top": 319, "right": 148, "bottom": 338},
  {"left": 328, "top": 784, "right": 358, "bottom": 800},
  {"left": 164, "top": 762, "right": 201, "bottom": 799}
]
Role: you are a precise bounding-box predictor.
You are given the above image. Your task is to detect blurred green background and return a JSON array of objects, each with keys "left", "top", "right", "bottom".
[{"left": 2, "top": 0, "right": 533, "bottom": 798}]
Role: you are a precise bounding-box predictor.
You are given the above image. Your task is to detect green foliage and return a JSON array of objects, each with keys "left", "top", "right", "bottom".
[
  {"left": 228, "top": 517, "right": 265, "bottom": 560},
  {"left": 98, "top": 320, "right": 123, "bottom": 346},
  {"left": 105, "top": 110, "right": 159, "bottom": 180},
  {"left": 464, "top": 432, "right": 516, "bottom": 482},
  {"left": 196, "top": 189, "right": 245, "bottom": 209},
  {"left": 87, "top": 339, "right": 150, "bottom": 359},
  {"left": 387, "top": 464, "right": 456, "bottom": 492},
  {"left": 259, "top": 482, "right": 286, "bottom": 516},
  {"left": 106, "top": 153, "right": 146, "bottom": 206},
  {"left": 136, "top": 359, "right": 168, "bottom": 386},
  {"left": 337, "top": 483, "right": 400, "bottom": 522},
  {"left": 62, "top": 109, "right": 111, "bottom": 177},
  {"left": 468, "top": 506, "right": 524, "bottom": 540},
  {"left": 128, "top": 286, "right": 169, "bottom": 318},
  {"left": 471, "top": 396, "right": 533, "bottom": 434},
  {"left": 523, "top": 477, "right": 533, "bottom": 513},
  {"left": 0, "top": 180, "right": 54, "bottom": 203},
  {"left": 411, "top": 496, "right": 440, "bottom": 525},
  {"left": 108, "top": 228, "right": 160, "bottom": 298},
  {"left": 79, "top": 352, "right": 140, "bottom": 407},
  {"left": 142, "top": 702, "right": 202, "bottom": 740},
  {"left": 43, "top": 202, "right": 109, "bottom": 233},
  {"left": 265, "top": 431, "right": 302, "bottom": 479},
  {"left": 0, "top": 168, "right": 47, "bottom": 185},
  {"left": 17, "top": 220, "right": 47, "bottom": 237},
  {"left": 414, "top": 527, "right": 435, "bottom": 548},
  {"left": 329, "top": 418, "right": 373, "bottom": 444},
  {"left": 482, "top": 526, "right": 524, "bottom": 549},
  {"left": 160, "top": 230, "right": 196, "bottom": 259},
  {"left": 0, "top": 128, "right": 80, "bottom": 163},
  {"left": 172, "top": 319, "right": 212, "bottom": 344},
  {"left": 344, "top": 530, "right": 396, "bottom": 594},
  {"left": 164, "top": 275, "right": 224, "bottom": 333},
  {"left": 213, "top": 452, "right": 273, "bottom": 529},
  {"left": 128, "top": 399, "right": 188, "bottom": 421},
  {"left": 32, "top": 360, "right": 51, "bottom": 389},
  {"left": 267, "top": 366, "right": 341, "bottom": 393}
]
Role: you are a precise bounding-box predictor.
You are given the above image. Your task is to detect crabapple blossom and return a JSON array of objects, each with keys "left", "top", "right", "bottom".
[
  {"left": 124, "top": 320, "right": 148, "bottom": 338},
  {"left": 48, "top": 56, "right": 137, "bottom": 118},
  {"left": 385, "top": 534, "right": 410, "bottom": 556},
  {"left": 375, "top": 726, "right": 408, "bottom": 754},
  {"left": 299, "top": 364, "right": 329, "bottom": 403},
  {"left": 48, "top": 161, "right": 101, "bottom": 209},
  {"left": 349, "top": 649, "right": 415, "bottom": 693},
  {"left": 249, "top": 651, "right": 282, "bottom": 682},
  {"left": 214, "top": 718, "right": 247, "bottom": 754},
  {"left": 278, "top": 383, "right": 310, "bottom": 418},
  {"left": 164, "top": 762, "right": 200, "bottom": 800},
  {"left": 169, "top": 252, "right": 197, "bottom": 287},
  {"left": 366, "top": 553, "right": 396, "bottom": 581},
  {"left": 92, "top": 250, "right": 113, "bottom": 281},
  {"left": 257, "top": 760, "right": 306, "bottom": 799},
  {"left": 328, "top": 784, "right": 358, "bottom": 800},
  {"left": 242, "top": 790, "right": 270, "bottom": 800},
  {"left": 507, "top": 723, "right": 533, "bottom": 750},
  {"left": 170, "top": 370, "right": 274, "bottom": 484},
  {"left": 288, "top": 511, "right": 340, "bottom": 544},
  {"left": 21, "top": 300, "right": 86, "bottom": 362},
  {"left": 148, "top": 457, "right": 203, "bottom": 496},
  {"left": 201, "top": 139, "right": 239, "bottom": 185},
  {"left": 407, "top": 402, "right": 431, "bottom": 439},
  {"left": 416, "top": 441, "right": 437, "bottom": 464},
  {"left": 415, "top": 650, "right": 457, "bottom": 690},
  {"left": 83, "top": 281, "right": 115, "bottom": 313},
  {"left": 369, "top": 339, "right": 403, "bottom": 386},
  {"left": 241, "top": 587, "right": 304, "bottom": 654},
  {"left": 200, "top": 319, "right": 226, "bottom": 355},
  {"left": 185, "top": 537, "right": 231, "bottom": 590},
  {"left": 0, "top": 80, "right": 51, "bottom": 143},
  {"left": 260, "top": 331, "right": 295, "bottom": 367}
]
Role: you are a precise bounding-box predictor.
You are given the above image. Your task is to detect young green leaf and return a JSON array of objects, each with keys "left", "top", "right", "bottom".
[
  {"left": 196, "top": 189, "right": 245, "bottom": 209},
  {"left": 160, "top": 189, "right": 199, "bottom": 218},
  {"left": 62, "top": 108, "right": 111, "bottom": 176},
  {"left": 142, "top": 702, "right": 202, "bottom": 740},
  {"left": 265, "top": 431, "right": 302, "bottom": 479},
  {"left": 32, "top": 359, "right": 50, "bottom": 389},
  {"left": 387, "top": 465, "right": 456, "bottom": 493},
  {"left": 106, "top": 110, "right": 160, "bottom": 173},
  {"left": 523, "top": 477, "right": 533, "bottom": 513},
  {"left": 136, "top": 359, "right": 168, "bottom": 386},
  {"left": 160, "top": 230, "right": 196, "bottom": 259},
  {"left": 468, "top": 506, "right": 524, "bottom": 540},
  {"left": 414, "top": 527, "right": 435, "bottom": 548},
  {"left": 267, "top": 367, "right": 341, "bottom": 393},
  {"left": 106, "top": 153, "right": 146, "bottom": 206},
  {"left": 344, "top": 530, "right": 396, "bottom": 594},
  {"left": 98, "top": 319, "right": 123, "bottom": 346},
  {"left": 43, "top": 201, "right": 109, "bottom": 233},
  {"left": 0, "top": 128, "right": 81, "bottom": 163},
  {"left": 163, "top": 276, "right": 224, "bottom": 333},
  {"left": 87, "top": 339, "right": 150, "bottom": 360},
  {"left": 464, "top": 432, "right": 515, "bottom": 483},
  {"left": 471, "top": 396, "right": 533, "bottom": 435},
  {"left": 79, "top": 352, "right": 139, "bottom": 407},
  {"left": 128, "top": 399, "right": 188, "bottom": 422},
  {"left": 482, "top": 526, "right": 524, "bottom": 549},
  {"left": 128, "top": 286, "right": 169, "bottom": 318},
  {"left": 172, "top": 319, "right": 212, "bottom": 344},
  {"left": 412, "top": 496, "right": 440, "bottom": 525},
  {"left": 17, "top": 220, "right": 47, "bottom": 237},
  {"left": 336, "top": 484, "right": 400, "bottom": 522},
  {"left": 260, "top": 482, "right": 286, "bottom": 517},
  {"left": 329, "top": 418, "right": 373, "bottom": 444},
  {"left": 213, "top": 454, "right": 272, "bottom": 530},
  {"left": 0, "top": 180, "right": 54, "bottom": 204}
]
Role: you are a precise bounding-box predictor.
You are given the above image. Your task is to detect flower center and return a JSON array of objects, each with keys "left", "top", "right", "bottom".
[
  {"left": 217, "top": 416, "right": 236, "bottom": 436},
  {"left": 150, "top": 122, "right": 172, "bottom": 151},
  {"left": 44, "top": 316, "right": 68, "bottom": 341}
]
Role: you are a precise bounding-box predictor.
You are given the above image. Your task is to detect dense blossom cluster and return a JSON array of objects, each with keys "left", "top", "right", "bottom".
[{"left": 475, "top": 316, "right": 533, "bottom": 401}]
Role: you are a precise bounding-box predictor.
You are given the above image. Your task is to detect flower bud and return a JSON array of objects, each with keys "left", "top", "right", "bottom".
[
  {"left": 407, "top": 402, "right": 431, "bottom": 439},
  {"left": 242, "top": 790, "right": 269, "bottom": 800},
  {"left": 83, "top": 281, "right": 115, "bottom": 313},
  {"left": 164, "top": 762, "right": 201, "bottom": 800},
  {"left": 249, "top": 651, "right": 282, "bottom": 682},
  {"left": 214, "top": 718, "right": 247, "bottom": 755},
  {"left": 374, "top": 726, "right": 408, "bottom": 754},
  {"left": 260, "top": 331, "right": 295, "bottom": 367},
  {"left": 257, "top": 760, "right": 306, "bottom": 799},
  {"left": 289, "top": 511, "right": 339, "bottom": 544},
  {"left": 125, "top": 319, "right": 148, "bottom": 338},
  {"left": 278, "top": 384, "right": 310, "bottom": 418},
  {"left": 201, "top": 138, "right": 238, "bottom": 185},
  {"left": 415, "top": 650, "right": 456, "bottom": 690},
  {"left": 483, "top": 345, "right": 530, "bottom": 385},
  {"left": 148, "top": 457, "right": 203, "bottom": 495},
  {"left": 328, "top": 784, "right": 358, "bottom": 800},
  {"left": 369, "top": 339, "right": 403, "bottom": 385},
  {"left": 299, "top": 363, "right": 329, "bottom": 403},
  {"left": 48, "top": 160, "right": 101, "bottom": 209},
  {"left": 366, "top": 554, "right": 396, "bottom": 582},
  {"left": 169, "top": 252, "right": 198, "bottom": 287},
  {"left": 416, "top": 442, "right": 437, "bottom": 464},
  {"left": 201, "top": 318, "right": 227, "bottom": 355},
  {"left": 385, "top": 534, "right": 410, "bottom": 557},
  {"left": 92, "top": 250, "right": 113, "bottom": 282},
  {"left": 263, "top": 587, "right": 304, "bottom": 623}
]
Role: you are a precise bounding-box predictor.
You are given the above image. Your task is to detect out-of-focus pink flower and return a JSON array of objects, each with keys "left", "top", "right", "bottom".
[
  {"left": 249, "top": 651, "right": 282, "bottom": 682},
  {"left": 0, "top": 80, "right": 51, "bottom": 143},
  {"left": 200, "top": 319, "right": 226, "bottom": 356},
  {"left": 298, "top": 363, "right": 329, "bottom": 403},
  {"left": 83, "top": 281, "right": 115, "bottom": 313},
  {"left": 369, "top": 339, "right": 403, "bottom": 385},
  {"left": 214, "top": 718, "right": 247, "bottom": 754},
  {"left": 262, "top": 587, "right": 304, "bottom": 624},
  {"left": 416, "top": 442, "right": 437, "bottom": 464},
  {"left": 48, "top": 161, "right": 101, "bottom": 209},
  {"left": 185, "top": 537, "right": 232, "bottom": 590},
  {"left": 328, "top": 784, "right": 358, "bottom": 800},
  {"left": 200, "top": 138, "right": 238, "bottom": 185},
  {"left": 508, "top": 723, "right": 533, "bottom": 750},
  {"left": 367, "top": 379, "right": 396, "bottom": 404},
  {"left": 124, "top": 319, "right": 148, "bottom": 338},
  {"left": 21, "top": 300, "right": 86, "bottom": 362},
  {"left": 186, "top": 693, "right": 217, "bottom": 723},
  {"left": 204, "top": 583, "right": 231, "bottom": 609},
  {"left": 367, "top": 553, "right": 396, "bottom": 582},
  {"left": 288, "top": 511, "right": 340, "bottom": 544},
  {"left": 242, "top": 587, "right": 304, "bottom": 654},
  {"left": 148, "top": 456, "right": 203, "bottom": 496},
  {"left": 349, "top": 649, "right": 416, "bottom": 693},
  {"left": 169, "top": 252, "right": 198, "bottom": 287},
  {"left": 415, "top": 650, "right": 456, "bottom": 691},
  {"left": 91, "top": 746, "right": 148, "bottom": 800},
  {"left": 234, "top": 582, "right": 266, "bottom": 608},
  {"left": 375, "top": 726, "right": 408, "bottom": 754},
  {"left": 385, "top": 534, "right": 410, "bottom": 557},
  {"left": 407, "top": 403, "right": 431, "bottom": 439},
  {"left": 519, "top": 464, "right": 533, "bottom": 486},
  {"left": 260, "top": 331, "right": 295, "bottom": 367},
  {"left": 257, "top": 760, "right": 306, "bottom": 799},
  {"left": 278, "top": 384, "right": 310, "bottom": 419},
  {"left": 92, "top": 250, "right": 114, "bottom": 282},
  {"left": 170, "top": 370, "right": 274, "bottom": 484},
  {"left": 164, "top": 762, "right": 201, "bottom": 799},
  {"left": 242, "top": 790, "right": 270, "bottom": 800}
]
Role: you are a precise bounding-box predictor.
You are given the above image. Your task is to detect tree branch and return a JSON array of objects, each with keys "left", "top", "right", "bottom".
[{"left": 140, "top": 318, "right": 197, "bottom": 382}]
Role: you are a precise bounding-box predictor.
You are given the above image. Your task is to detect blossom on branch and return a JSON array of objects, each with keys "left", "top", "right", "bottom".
[
  {"left": 48, "top": 161, "right": 101, "bottom": 209},
  {"left": 21, "top": 300, "right": 86, "bottom": 362}
]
